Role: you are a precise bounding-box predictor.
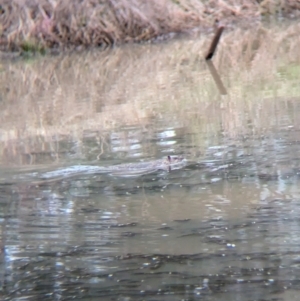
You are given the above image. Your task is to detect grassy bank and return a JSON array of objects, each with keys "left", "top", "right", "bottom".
[
  {"left": 0, "top": 0, "right": 300, "bottom": 53},
  {"left": 0, "top": 22, "right": 299, "bottom": 165}
]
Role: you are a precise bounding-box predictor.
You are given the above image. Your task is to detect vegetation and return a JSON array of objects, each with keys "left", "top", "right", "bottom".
[
  {"left": 0, "top": 0, "right": 300, "bottom": 53},
  {"left": 0, "top": 22, "right": 299, "bottom": 164}
]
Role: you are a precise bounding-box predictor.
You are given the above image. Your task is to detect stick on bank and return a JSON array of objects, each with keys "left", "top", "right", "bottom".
[{"left": 205, "top": 24, "right": 225, "bottom": 60}]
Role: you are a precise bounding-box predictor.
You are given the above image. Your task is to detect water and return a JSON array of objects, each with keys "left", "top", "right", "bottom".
[{"left": 1, "top": 23, "right": 300, "bottom": 300}]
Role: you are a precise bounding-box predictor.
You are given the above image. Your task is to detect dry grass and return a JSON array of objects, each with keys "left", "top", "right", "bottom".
[
  {"left": 0, "top": 0, "right": 299, "bottom": 52},
  {"left": 0, "top": 22, "right": 300, "bottom": 165}
]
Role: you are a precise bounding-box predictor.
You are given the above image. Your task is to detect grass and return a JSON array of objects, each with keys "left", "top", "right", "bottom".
[
  {"left": 0, "top": 0, "right": 299, "bottom": 53},
  {"left": 20, "top": 39, "right": 46, "bottom": 54},
  {"left": 0, "top": 22, "right": 300, "bottom": 164}
]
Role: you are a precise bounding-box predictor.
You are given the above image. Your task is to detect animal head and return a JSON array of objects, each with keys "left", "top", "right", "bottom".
[{"left": 167, "top": 155, "right": 185, "bottom": 164}]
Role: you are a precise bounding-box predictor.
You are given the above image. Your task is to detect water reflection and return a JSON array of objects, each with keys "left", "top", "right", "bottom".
[
  {"left": 206, "top": 60, "right": 227, "bottom": 95},
  {"left": 1, "top": 23, "right": 300, "bottom": 300}
]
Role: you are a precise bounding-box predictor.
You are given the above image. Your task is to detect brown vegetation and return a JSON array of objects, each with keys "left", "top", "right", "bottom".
[
  {"left": 0, "top": 0, "right": 300, "bottom": 53},
  {"left": 0, "top": 22, "right": 300, "bottom": 165}
]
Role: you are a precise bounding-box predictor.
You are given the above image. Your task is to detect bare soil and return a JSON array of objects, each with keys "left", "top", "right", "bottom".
[{"left": 0, "top": 0, "right": 300, "bottom": 53}]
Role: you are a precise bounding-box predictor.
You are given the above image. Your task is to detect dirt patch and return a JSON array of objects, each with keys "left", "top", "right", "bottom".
[{"left": 0, "top": 0, "right": 299, "bottom": 53}]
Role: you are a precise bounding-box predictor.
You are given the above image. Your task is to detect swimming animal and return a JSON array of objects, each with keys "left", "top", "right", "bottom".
[{"left": 40, "top": 155, "right": 186, "bottom": 179}]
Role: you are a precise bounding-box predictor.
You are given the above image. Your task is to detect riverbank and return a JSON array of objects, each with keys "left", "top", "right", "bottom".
[
  {"left": 0, "top": 21, "right": 299, "bottom": 164},
  {"left": 1, "top": 0, "right": 300, "bottom": 54}
]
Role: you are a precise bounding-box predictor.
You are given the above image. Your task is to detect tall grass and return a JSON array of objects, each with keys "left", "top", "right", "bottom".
[
  {"left": 1, "top": 0, "right": 299, "bottom": 52},
  {"left": 0, "top": 23, "right": 300, "bottom": 165}
]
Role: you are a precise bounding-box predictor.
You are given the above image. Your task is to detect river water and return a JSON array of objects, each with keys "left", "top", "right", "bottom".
[{"left": 1, "top": 23, "right": 300, "bottom": 300}]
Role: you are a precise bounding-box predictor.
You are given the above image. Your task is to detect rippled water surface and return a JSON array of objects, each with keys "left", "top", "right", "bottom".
[{"left": 1, "top": 23, "right": 300, "bottom": 300}]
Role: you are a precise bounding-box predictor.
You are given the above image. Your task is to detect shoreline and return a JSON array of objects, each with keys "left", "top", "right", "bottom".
[{"left": 0, "top": 0, "right": 300, "bottom": 55}]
